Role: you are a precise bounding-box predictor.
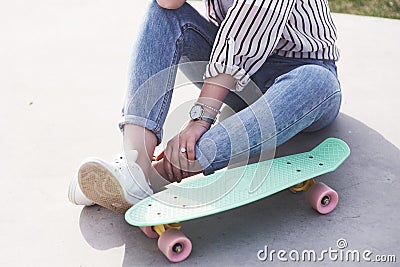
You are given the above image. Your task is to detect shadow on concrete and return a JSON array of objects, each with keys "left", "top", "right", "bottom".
[{"left": 79, "top": 113, "right": 400, "bottom": 266}]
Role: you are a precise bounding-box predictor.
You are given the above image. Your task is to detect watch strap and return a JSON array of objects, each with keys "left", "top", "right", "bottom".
[{"left": 200, "top": 112, "right": 216, "bottom": 124}]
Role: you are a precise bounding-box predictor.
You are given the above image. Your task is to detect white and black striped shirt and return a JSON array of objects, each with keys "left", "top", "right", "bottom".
[{"left": 204, "top": 0, "right": 340, "bottom": 91}]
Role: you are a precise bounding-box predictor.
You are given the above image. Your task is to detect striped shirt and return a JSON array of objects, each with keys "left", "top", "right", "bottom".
[{"left": 204, "top": 0, "right": 340, "bottom": 91}]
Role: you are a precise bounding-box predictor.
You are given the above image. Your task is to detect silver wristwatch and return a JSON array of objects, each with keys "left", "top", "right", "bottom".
[{"left": 189, "top": 103, "right": 217, "bottom": 124}]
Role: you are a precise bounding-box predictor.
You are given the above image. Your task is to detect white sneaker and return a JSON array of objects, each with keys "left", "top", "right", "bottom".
[{"left": 72, "top": 150, "right": 153, "bottom": 214}]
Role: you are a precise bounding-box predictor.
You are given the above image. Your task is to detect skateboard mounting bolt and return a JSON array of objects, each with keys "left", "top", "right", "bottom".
[
  {"left": 173, "top": 243, "right": 183, "bottom": 253},
  {"left": 321, "top": 195, "right": 330, "bottom": 206}
]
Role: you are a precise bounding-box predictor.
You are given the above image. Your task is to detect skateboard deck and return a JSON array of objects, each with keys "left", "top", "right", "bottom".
[{"left": 125, "top": 138, "right": 350, "bottom": 227}]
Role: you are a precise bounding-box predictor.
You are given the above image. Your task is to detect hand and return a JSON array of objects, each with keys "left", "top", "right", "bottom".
[{"left": 163, "top": 120, "right": 210, "bottom": 183}]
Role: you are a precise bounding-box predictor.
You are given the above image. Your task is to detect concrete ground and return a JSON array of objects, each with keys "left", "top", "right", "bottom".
[{"left": 1, "top": 1, "right": 399, "bottom": 266}]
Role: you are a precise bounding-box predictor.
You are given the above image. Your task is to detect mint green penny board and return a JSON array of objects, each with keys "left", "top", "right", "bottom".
[{"left": 125, "top": 138, "right": 350, "bottom": 227}]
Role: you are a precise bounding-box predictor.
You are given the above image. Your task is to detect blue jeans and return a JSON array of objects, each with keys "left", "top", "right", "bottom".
[{"left": 120, "top": 1, "right": 341, "bottom": 175}]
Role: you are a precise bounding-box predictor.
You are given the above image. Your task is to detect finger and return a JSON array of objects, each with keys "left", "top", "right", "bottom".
[
  {"left": 171, "top": 147, "right": 183, "bottom": 183},
  {"left": 163, "top": 148, "right": 174, "bottom": 182},
  {"left": 182, "top": 138, "right": 193, "bottom": 175},
  {"left": 186, "top": 137, "right": 196, "bottom": 162},
  {"left": 178, "top": 143, "right": 189, "bottom": 178},
  {"left": 180, "top": 154, "right": 188, "bottom": 179},
  {"left": 180, "top": 140, "right": 191, "bottom": 177},
  {"left": 178, "top": 133, "right": 190, "bottom": 179}
]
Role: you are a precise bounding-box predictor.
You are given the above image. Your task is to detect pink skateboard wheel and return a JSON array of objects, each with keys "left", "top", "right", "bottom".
[
  {"left": 139, "top": 226, "right": 159, "bottom": 239},
  {"left": 158, "top": 229, "right": 192, "bottom": 262},
  {"left": 306, "top": 182, "right": 338, "bottom": 214}
]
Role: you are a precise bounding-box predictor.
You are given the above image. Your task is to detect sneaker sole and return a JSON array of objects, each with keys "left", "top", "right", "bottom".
[{"left": 78, "top": 161, "right": 132, "bottom": 214}]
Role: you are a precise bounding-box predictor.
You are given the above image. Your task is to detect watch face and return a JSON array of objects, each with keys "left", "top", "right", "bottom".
[{"left": 190, "top": 104, "right": 203, "bottom": 120}]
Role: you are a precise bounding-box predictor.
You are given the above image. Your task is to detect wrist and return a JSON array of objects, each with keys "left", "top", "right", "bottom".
[{"left": 189, "top": 119, "right": 211, "bottom": 130}]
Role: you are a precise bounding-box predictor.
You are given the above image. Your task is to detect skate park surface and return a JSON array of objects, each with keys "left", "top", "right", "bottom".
[{"left": 0, "top": 1, "right": 399, "bottom": 266}]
